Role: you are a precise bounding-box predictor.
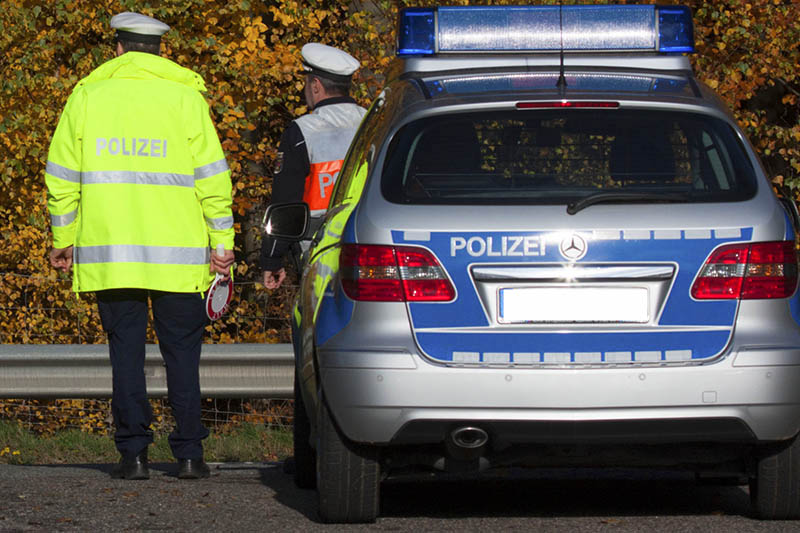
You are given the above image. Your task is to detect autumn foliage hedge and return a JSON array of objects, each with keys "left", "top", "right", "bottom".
[{"left": 1, "top": 0, "right": 798, "bottom": 345}]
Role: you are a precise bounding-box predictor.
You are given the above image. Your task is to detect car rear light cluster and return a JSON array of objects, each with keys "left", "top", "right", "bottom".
[
  {"left": 340, "top": 244, "right": 456, "bottom": 302},
  {"left": 691, "top": 241, "right": 798, "bottom": 300}
]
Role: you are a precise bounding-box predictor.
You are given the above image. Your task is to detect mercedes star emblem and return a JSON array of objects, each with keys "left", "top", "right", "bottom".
[{"left": 559, "top": 233, "right": 588, "bottom": 261}]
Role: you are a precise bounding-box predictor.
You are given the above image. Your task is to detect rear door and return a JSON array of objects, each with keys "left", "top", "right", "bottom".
[{"left": 380, "top": 107, "right": 772, "bottom": 366}]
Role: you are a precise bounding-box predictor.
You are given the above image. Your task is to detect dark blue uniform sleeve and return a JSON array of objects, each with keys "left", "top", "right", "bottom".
[{"left": 261, "top": 122, "right": 310, "bottom": 272}]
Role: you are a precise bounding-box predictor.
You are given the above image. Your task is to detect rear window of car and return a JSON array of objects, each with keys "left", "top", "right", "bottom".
[{"left": 381, "top": 109, "right": 757, "bottom": 205}]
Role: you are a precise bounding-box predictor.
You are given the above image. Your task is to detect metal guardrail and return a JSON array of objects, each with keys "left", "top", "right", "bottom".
[{"left": 0, "top": 344, "right": 294, "bottom": 399}]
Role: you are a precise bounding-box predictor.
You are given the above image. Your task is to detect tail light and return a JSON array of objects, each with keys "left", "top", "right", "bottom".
[
  {"left": 691, "top": 241, "right": 798, "bottom": 300},
  {"left": 340, "top": 244, "right": 456, "bottom": 302}
]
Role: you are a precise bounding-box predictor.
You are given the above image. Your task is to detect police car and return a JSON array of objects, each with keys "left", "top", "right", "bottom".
[{"left": 264, "top": 5, "right": 800, "bottom": 523}]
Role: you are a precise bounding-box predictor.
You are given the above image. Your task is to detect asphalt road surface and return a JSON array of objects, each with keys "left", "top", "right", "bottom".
[{"left": 1, "top": 462, "right": 799, "bottom": 532}]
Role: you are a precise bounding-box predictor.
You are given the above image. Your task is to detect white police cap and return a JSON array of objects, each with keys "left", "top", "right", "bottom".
[
  {"left": 301, "top": 43, "right": 360, "bottom": 82},
  {"left": 110, "top": 12, "right": 170, "bottom": 44}
]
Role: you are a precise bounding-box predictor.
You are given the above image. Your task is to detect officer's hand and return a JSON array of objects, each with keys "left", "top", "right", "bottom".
[
  {"left": 210, "top": 249, "right": 235, "bottom": 281},
  {"left": 263, "top": 269, "right": 286, "bottom": 289},
  {"left": 50, "top": 246, "right": 74, "bottom": 273}
]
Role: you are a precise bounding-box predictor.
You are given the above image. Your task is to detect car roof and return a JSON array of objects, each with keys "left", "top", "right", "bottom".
[
  {"left": 395, "top": 58, "right": 697, "bottom": 97},
  {"left": 380, "top": 55, "right": 737, "bottom": 126}
]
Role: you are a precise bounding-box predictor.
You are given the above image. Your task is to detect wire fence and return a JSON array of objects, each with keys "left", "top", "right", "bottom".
[
  {"left": 0, "top": 271, "right": 299, "bottom": 435},
  {"left": 0, "top": 398, "right": 293, "bottom": 436}
]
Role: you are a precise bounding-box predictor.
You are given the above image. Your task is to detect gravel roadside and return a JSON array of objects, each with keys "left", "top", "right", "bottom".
[{"left": 1, "top": 463, "right": 798, "bottom": 532}]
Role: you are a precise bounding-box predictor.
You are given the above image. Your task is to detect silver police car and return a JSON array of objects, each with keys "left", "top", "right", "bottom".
[{"left": 264, "top": 5, "right": 800, "bottom": 523}]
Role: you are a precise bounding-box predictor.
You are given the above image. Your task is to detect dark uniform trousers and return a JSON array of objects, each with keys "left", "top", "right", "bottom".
[{"left": 97, "top": 288, "right": 209, "bottom": 460}]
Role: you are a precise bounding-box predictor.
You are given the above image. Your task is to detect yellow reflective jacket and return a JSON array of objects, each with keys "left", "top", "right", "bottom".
[{"left": 45, "top": 52, "right": 234, "bottom": 293}]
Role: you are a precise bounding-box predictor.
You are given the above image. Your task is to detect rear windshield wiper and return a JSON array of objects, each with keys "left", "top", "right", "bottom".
[{"left": 566, "top": 192, "right": 689, "bottom": 215}]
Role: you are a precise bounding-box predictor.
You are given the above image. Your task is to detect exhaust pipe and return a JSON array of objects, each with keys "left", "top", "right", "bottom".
[
  {"left": 445, "top": 426, "right": 489, "bottom": 466},
  {"left": 450, "top": 426, "right": 489, "bottom": 450}
]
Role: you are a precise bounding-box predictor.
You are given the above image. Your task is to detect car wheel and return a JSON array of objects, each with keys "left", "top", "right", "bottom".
[
  {"left": 750, "top": 434, "right": 800, "bottom": 519},
  {"left": 316, "top": 390, "right": 380, "bottom": 523},
  {"left": 292, "top": 375, "right": 316, "bottom": 489}
]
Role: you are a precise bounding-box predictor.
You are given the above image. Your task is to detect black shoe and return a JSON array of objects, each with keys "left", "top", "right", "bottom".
[
  {"left": 177, "top": 459, "right": 211, "bottom": 479},
  {"left": 111, "top": 450, "right": 149, "bottom": 480}
]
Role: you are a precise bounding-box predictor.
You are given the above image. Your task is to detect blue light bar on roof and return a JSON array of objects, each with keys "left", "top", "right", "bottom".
[
  {"left": 397, "top": 7, "right": 436, "bottom": 55},
  {"left": 396, "top": 5, "right": 695, "bottom": 56},
  {"left": 658, "top": 6, "right": 695, "bottom": 53}
]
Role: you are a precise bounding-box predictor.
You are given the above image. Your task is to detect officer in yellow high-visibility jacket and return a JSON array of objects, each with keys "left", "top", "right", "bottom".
[{"left": 45, "top": 12, "right": 234, "bottom": 481}]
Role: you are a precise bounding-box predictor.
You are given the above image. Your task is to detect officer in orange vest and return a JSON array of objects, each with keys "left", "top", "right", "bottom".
[{"left": 261, "top": 43, "right": 366, "bottom": 289}]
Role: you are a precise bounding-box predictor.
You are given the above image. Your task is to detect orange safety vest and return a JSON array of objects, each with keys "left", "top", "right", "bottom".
[{"left": 303, "top": 159, "right": 344, "bottom": 213}]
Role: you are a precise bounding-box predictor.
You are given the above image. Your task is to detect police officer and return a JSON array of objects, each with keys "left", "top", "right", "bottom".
[
  {"left": 45, "top": 12, "right": 235, "bottom": 480},
  {"left": 261, "top": 43, "right": 367, "bottom": 289}
]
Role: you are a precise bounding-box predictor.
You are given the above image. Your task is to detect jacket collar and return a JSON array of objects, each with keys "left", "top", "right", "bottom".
[
  {"left": 77, "top": 52, "right": 207, "bottom": 92},
  {"left": 312, "top": 95, "right": 357, "bottom": 111}
]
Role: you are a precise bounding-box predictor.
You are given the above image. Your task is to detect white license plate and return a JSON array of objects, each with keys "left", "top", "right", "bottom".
[{"left": 498, "top": 287, "right": 649, "bottom": 323}]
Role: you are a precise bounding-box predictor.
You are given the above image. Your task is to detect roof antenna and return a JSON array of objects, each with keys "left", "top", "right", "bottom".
[{"left": 556, "top": 2, "right": 568, "bottom": 96}]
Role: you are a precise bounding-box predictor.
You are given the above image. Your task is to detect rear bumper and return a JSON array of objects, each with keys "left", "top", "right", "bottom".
[{"left": 316, "top": 347, "right": 800, "bottom": 445}]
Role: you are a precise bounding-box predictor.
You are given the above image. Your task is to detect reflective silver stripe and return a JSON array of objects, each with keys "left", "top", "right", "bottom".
[
  {"left": 295, "top": 103, "right": 367, "bottom": 163},
  {"left": 206, "top": 215, "right": 234, "bottom": 230},
  {"left": 50, "top": 209, "right": 78, "bottom": 227},
  {"left": 82, "top": 171, "right": 194, "bottom": 187},
  {"left": 194, "top": 159, "right": 229, "bottom": 180},
  {"left": 76, "top": 245, "right": 210, "bottom": 265},
  {"left": 45, "top": 161, "right": 81, "bottom": 183},
  {"left": 472, "top": 265, "right": 675, "bottom": 280}
]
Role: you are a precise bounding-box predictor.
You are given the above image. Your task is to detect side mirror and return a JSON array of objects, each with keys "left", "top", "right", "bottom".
[{"left": 262, "top": 202, "right": 309, "bottom": 240}]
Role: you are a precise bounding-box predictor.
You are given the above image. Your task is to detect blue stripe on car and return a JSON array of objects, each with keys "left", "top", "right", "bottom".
[
  {"left": 416, "top": 329, "right": 732, "bottom": 362},
  {"left": 394, "top": 228, "right": 751, "bottom": 362}
]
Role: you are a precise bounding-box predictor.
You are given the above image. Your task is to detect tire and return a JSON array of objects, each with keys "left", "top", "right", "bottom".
[
  {"left": 316, "top": 391, "right": 380, "bottom": 523},
  {"left": 750, "top": 435, "right": 800, "bottom": 519},
  {"left": 292, "top": 375, "right": 316, "bottom": 489}
]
